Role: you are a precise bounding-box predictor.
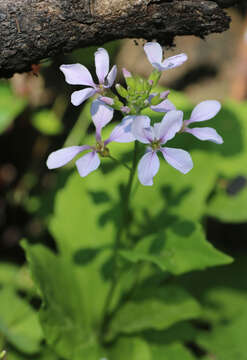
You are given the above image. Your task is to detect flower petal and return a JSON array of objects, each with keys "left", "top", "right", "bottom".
[
  {"left": 160, "top": 147, "right": 193, "bottom": 174},
  {"left": 95, "top": 48, "right": 109, "bottom": 84},
  {"left": 185, "top": 127, "right": 223, "bottom": 144},
  {"left": 106, "top": 65, "right": 117, "bottom": 87},
  {"left": 151, "top": 99, "right": 176, "bottom": 113},
  {"left": 46, "top": 145, "right": 90, "bottom": 169},
  {"left": 71, "top": 88, "right": 96, "bottom": 106},
  {"left": 105, "top": 116, "right": 135, "bottom": 144},
  {"left": 138, "top": 151, "right": 160, "bottom": 186},
  {"left": 60, "top": 64, "right": 95, "bottom": 87},
  {"left": 131, "top": 116, "right": 151, "bottom": 144},
  {"left": 76, "top": 151, "right": 100, "bottom": 177},
  {"left": 161, "top": 53, "right": 188, "bottom": 70},
  {"left": 188, "top": 100, "right": 221, "bottom": 124},
  {"left": 144, "top": 42, "right": 163, "bottom": 69},
  {"left": 91, "top": 99, "right": 114, "bottom": 141},
  {"left": 155, "top": 110, "right": 183, "bottom": 143}
]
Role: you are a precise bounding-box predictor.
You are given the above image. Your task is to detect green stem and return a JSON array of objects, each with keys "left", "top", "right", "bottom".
[
  {"left": 100, "top": 141, "right": 139, "bottom": 338},
  {"left": 108, "top": 155, "right": 131, "bottom": 171}
]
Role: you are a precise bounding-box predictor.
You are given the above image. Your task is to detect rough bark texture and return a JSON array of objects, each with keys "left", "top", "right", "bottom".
[{"left": 0, "top": 0, "right": 240, "bottom": 78}]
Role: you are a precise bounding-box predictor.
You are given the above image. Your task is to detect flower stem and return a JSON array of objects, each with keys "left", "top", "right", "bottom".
[
  {"left": 108, "top": 155, "right": 131, "bottom": 171},
  {"left": 100, "top": 141, "right": 139, "bottom": 339}
]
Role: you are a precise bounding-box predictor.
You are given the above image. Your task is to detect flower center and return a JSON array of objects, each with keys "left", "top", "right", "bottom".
[
  {"left": 151, "top": 139, "right": 161, "bottom": 151},
  {"left": 95, "top": 142, "right": 110, "bottom": 157}
]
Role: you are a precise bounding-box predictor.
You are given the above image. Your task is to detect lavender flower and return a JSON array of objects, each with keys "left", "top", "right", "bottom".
[
  {"left": 148, "top": 90, "right": 176, "bottom": 113},
  {"left": 144, "top": 42, "right": 188, "bottom": 71},
  {"left": 132, "top": 111, "right": 193, "bottom": 186},
  {"left": 181, "top": 100, "right": 223, "bottom": 144},
  {"left": 46, "top": 100, "right": 134, "bottom": 177},
  {"left": 60, "top": 48, "right": 117, "bottom": 106}
]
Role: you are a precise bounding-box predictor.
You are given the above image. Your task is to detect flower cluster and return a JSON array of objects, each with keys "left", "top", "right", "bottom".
[{"left": 47, "top": 42, "right": 223, "bottom": 186}]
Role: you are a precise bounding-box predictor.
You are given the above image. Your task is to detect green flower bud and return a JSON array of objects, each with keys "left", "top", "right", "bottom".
[
  {"left": 115, "top": 84, "right": 128, "bottom": 99},
  {"left": 148, "top": 69, "right": 161, "bottom": 87}
]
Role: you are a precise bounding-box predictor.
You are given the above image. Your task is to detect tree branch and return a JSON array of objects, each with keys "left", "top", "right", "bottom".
[{"left": 0, "top": 0, "right": 239, "bottom": 78}]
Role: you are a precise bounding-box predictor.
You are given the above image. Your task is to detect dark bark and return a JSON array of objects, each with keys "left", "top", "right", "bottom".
[{"left": 0, "top": 0, "right": 240, "bottom": 78}]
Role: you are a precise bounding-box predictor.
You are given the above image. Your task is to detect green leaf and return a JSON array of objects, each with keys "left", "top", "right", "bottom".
[
  {"left": 0, "top": 263, "right": 34, "bottom": 293},
  {"left": 120, "top": 220, "right": 232, "bottom": 275},
  {"left": 48, "top": 171, "right": 114, "bottom": 327},
  {"left": 197, "top": 308, "right": 247, "bottom": 360},
  {"left": 151, "top": 342, "right": 196, "bottom": 360},
  {"left": 109, "top": 337, "right": 151, "bottom": 360},
  {"left": 0, "top": 83, "right": 26, "bottom": 134},
  {"left": 106, "top": 285, "right": 201, "bottom": 340},
  {"left": 0, "top": 288, "right": 43, "bottom": 354},
  {"left": 32, "top": 110, "right": 63, "bottom": 135},
  {"left": 179, "top": 256, "right": 247, "bottom": 325},
  {"left": 207, "top": 187, "right": 247, "bottom": 223},
  {"left": 22, "top": 241, "right": 104, "bottom": 359}
]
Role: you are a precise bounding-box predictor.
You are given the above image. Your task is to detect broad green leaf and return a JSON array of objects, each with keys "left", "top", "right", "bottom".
[
  {"left": 151, "top": 342, "right": 196, "bottom": 360},
  {"left": 0, "top": 263, "right": 34, "bottom": 292},
  {"left": 120, "top": 220, "right": 232, "bottom": 274},
  {"left": 180, "top": 256, "right": 247, "bottom": 325},
  {"left": 48, "top": 171, "right": 115, "bottom": 328},
  {"left": 109, "top": 337, "right": 151, "bottom": 360},
  {"left": 106, "top": 285, "right": 201, "bottom": 340},
  {"left": 22, "top": 241, "right": 104, "bottom": 359},
  {"left": 207, "top": 187, "right": 247, "bottom": 223},
  {"left": 0, "top": 288, "right": 43, "bottom": 354},
  {"left": 32, "top": 110, "right": 63, "bottom": 135},
  {"left": 198, "top": 308, "right": 247, "bottom": 360},
  {"left": 0, "top": 83, "right": 26, "bottom": 134},
  {"left": 7, "top": 347, "right": 59, "bottom": 360}
]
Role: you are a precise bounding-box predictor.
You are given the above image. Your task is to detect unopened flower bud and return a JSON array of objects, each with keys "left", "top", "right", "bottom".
[
  {"left": 160, "top": 90, "right": 170, "bottom": 99},
  {"left": 115, "top": 84, "right": 128, "bottom": 99},
  {"left": 100, "top": 96, "right": 114, "bottom": 105},
  {"left": 122, "top": 68, "right": 132, "bottom": 78},
  {"left": 121, "top": 106, "right": 131, "bottom": 114}
]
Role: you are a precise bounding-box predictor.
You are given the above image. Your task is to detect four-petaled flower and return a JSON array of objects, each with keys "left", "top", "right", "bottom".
[
  {"left": 46, "top": 100, "right": 135, "bottom": 177},
  {"left": 60, "top": 48, "right": 117, "bottom": 106},
  {"left": 144, "top": 42, "right": 188, "bottom": 72},
  {"left": 131, "top": 111, "right": 193, "bottom": 186},
  {"left": 181, "top": 100, "right": 223, "bottom": 144}
]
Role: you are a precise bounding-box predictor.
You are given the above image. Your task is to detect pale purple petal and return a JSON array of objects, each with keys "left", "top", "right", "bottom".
[
  {"left": 47, "top": 145, "right": 91, "bottom": 169},
  {"left": 156, "top": 110, "right": 183, "bottom": 144},
  {"left": 106, "top": 65, "right": 117, "bottom": 87},
  {"left": 95, "top": 48, "right": 109, "bottom": 84},
  {"left": 138, "top": 151, "right": 160, "bottom": 186},
  {"left": 185, "top": 127, "right": 223, "bottom": 144},
  {"left": 151, "top": 99, "right": 176, "bottom": 113},
  {"left": 60, "top": 64, "right": 95, "bottom": 87},
  {"left": 71, "top": 88, "right": 96, "bottom": 106},
  {"left": 105, "top": 116, "right": 135, "bottom": 144},
  {"left": 122, "top": 68, "right": 132, "bottom": 78},
  {"left": 76, "top": 151, "right": 100, "bottom": 177},
  {"left": 131, "top": 116, "right": 152, "bottom": 144},
  {"left": 91, "top": 99, "right": 114, "bottom": 141},
  {"left": 160, "top": 147, "right": 193, "bottom": 174},
  {"left": 144, "top": 42, "right": 163, "bottom": 69},
  {"left": 161, "top": 53, "right": 188, "bottom": 70},
  {"left": 188, "top": 100, "right": 221, "bottom": 124}
]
